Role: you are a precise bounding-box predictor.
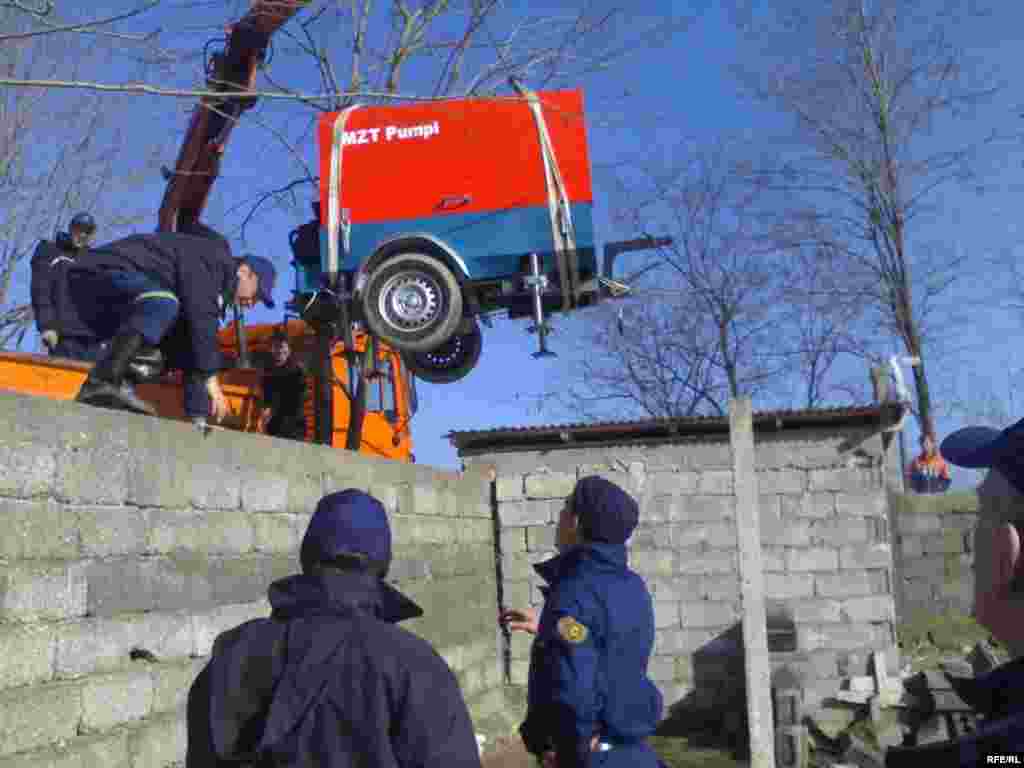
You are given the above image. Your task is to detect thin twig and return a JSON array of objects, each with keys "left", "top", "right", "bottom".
[{"left": 0, "top": 0, "right": 161, "bottom": 42}]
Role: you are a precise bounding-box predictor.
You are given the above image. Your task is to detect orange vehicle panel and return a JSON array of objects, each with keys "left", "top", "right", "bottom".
[
  {"left": 317, "top": 90, "right": 593, "bottom": 225},
  {"left": 0, "top": 320, "right": 413, "bottom": 462}
]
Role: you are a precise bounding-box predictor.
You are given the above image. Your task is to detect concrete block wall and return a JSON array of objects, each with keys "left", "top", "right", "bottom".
[
  {"left": 0, "top": 391, "right": 505, "bottom": 766},
  {"left": 465, "top": 424, "right": 899, "bottom": 715},
  {"left": 888, "top": 490, "right": 979, "bottom": 621}
]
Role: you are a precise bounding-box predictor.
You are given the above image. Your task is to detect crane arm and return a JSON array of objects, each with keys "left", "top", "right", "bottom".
[{"left": 157, "top": 1, "right": 310, "bottom": 233}]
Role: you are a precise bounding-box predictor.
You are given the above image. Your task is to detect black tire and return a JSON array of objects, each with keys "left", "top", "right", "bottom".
[
  {"left": 361, "top": 252, "right": 463, "bottom": 352},
  {"left": 403, "top": 320, "right": 483, "bottom": 384}
]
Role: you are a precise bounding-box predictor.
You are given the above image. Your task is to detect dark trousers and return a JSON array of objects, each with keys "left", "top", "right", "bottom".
[{"left": 67, "top": 268, "right": 180, "bottom": 346}]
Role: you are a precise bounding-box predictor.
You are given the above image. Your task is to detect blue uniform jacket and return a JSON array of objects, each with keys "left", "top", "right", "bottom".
[
  {"left": 520, "top": 542, "right": 663, "bottom": 768},
  {"left": 186, "top": 569, "right": 482, "bottom": 768}
]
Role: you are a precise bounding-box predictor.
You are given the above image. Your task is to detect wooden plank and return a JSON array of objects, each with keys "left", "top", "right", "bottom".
[{"left": 730, "top": 397, "right": 776, "bottom": 768}]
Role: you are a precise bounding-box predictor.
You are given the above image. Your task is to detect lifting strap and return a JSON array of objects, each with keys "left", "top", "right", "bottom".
[
  {"left": 518, "top": 85, "right": 578, "bottom": 312},
  {"left": 326, "top": 105, "right": 362, "bottom": 291}
]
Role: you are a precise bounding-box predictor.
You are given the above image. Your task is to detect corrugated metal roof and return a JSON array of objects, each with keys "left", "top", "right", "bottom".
[{"left": 447, "top": 403, "right": 904, "bottom": 455}]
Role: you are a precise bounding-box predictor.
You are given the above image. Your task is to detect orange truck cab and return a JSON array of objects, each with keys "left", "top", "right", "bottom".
[{"left": 0, "top": 319, "right": 416, "bottom": 462}]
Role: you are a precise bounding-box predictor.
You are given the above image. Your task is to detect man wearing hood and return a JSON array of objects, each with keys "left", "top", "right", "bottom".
[
  {"left": 501, "top": 476, "right": 665, "bottom": 768},
  {"left": 185, "top": 489, "right": 481, "bottom": 767}
]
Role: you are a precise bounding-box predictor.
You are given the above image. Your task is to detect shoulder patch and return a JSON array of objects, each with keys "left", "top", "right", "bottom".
[{"left": 556, "top": 615, "right": 588, "bottom": 645}]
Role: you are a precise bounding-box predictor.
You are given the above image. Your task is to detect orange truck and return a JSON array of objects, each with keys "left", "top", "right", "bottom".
[{"left": 0, "top": 319, "right": 416, "bottom": 461}]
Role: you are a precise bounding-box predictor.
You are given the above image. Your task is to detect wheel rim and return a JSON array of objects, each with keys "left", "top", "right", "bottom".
[
  {"left": 417, "top": 333, "right": 468, "bottom": 368},
  {"left": 377, "top": 271, "right": 442, "bottom": 334}
]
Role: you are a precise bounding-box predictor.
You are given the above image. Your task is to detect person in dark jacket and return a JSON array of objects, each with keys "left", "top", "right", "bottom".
[
  {"left": 29, "top": 212, "right": 107, "bottom": 361},
  {"left": 66, "top": 232, "right": 276, "bottom": 419},
  {"left": 258, "top": 327, "right": 307, "bottom": 441},
  {"left": 501, "top": 476, "right": 665, "bottom": 768},
  {"left": 883, "top": 419, "right": 1024, "bottom": 767},
  {"left": 185, "top": 489, "right": 482, "bottom": 768}
]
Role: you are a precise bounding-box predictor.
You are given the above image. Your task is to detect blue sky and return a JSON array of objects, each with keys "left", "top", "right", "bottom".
[{"left": 6, "top": 1, "right": 1024, "bottom": 487}]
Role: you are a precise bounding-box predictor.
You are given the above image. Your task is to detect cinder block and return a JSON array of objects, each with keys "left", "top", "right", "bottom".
[
  {"left": 86, "top": 558, "right": 156, "bottom": 617},
  {"left": 672, "top": 495, "right": 736, "bottom": 522},
  {"left": 762, "top": 518, "right": 812, "bottom": 547},
  {"left": 286, "top": 472, "right": 322, "bottom": 516},
  {"left": 524, "top": 472, "right": 576, "bottom": 500},
  {"left": 643, "top": 496, "right": 675, "bottom": 523},
  {"left": 841, "top": 596, "right": 893, "bottom": 623},
  {"left": 632, "top": 551, "right": 676, "bottom": 578},
  {"left": 526, "top": 525, "right": 556, "bottom": 552},
  {"left": 655, "top": 629, "right": 687, "bottom": 655},
  {"left": 647, "top": 656, "right": 676, "bottom": 682},
  {"left": 919, "top": 532, "right": 945, "bottom": 555},
  {"left": 495, "top": 475, "right": 524, "bottom": 501},
  {"left": 498, "top": 500, "right": 556, "bottom": 527},
  {"left": 0, "top": 623, "right": 55, "bottom": 689},
  {"left": 127, "top": 713, "right": 186, "bottom": 768},
  {"left": 0, "top": 499, "right": 78, "bottom": 560},
  {"left": 758, "top": 471, "right": 805, "bottom": 495},
  {"left": 798, "top": 623, "right": 882, "bottom": 652},
  {"left": 654, "top": 601, "right": 681, "bottom": 629},
  {"left": 509, "top": 659, "right": 529, "bottom": 685},
  {"left": 785, "top": 547, "right": 839, "bottom": 572},
  {"left": 189, "top": 463, "right": 242, "bottom": 510},
  {"left": 678, "top": 628, "right": 723, "bottom": 652},
  {"left": 647, "top": 471, "right": 699, "bottom": 496},
  {"left": 0, "top": 443, "right": 55, "bottom": 498},
  {"left": 647, "top": 576, "right": 700, "bottom": 602},
  {"left": 900, "top": 535, "right": 924, "bottom": 558},
  {"left": 411, "top": 483, "right": 440, "bottom": 516},
  {"left": 389, "top": 558, "right": 431, "bottom": 582},
  {"left": 838, "top": 543, "right": 891, "bottom": 570},
  {"left": 789, "top": 599, "right": 842, "bottom": 624},
  {"left": 809, "top": 468, "right": 879, "bottom": 493},
  {"left": 80, "top": 670, "right": 153, "bottom": 732},
  {"left": 148, "top": 509, "right": 254, "bottom": 556},
  {"left": 836, "top": 492, "right": 887, "bottom": 518},
  {"left": 679, "top": 600, "right": 739, "bottom": 629},
  {"left": 0, "top": 681, "right": 82, "bottom": 756},
  {"left": 77, "top": 505, "right": 148, "bottom": 558},
  {"left": 0, "top": 562, "right": 88, "bottom": 622},
  {"left": 809, "top": 517, "right": 872, "bottom": 546},
  {"left": 814, "top": 571, "right": 873, "bottom": 598},
  {"left": 782, "top": 493, "right": 836, "bottom": 518},
  {"left": 191, "top": 600, "right": 270, "bottom": 657},
  {"left": 766, "top": 572, "right": 814, "bottom": 599},
  {"left": 698, "top": 470, "right": 734, "bottom": 495},
  {"left": 499, "top": 528, "right": 527, "bottom": 554},
  {"left": 898, "top": 513, "right": 942, "bottom": 535},
  {"left": 701, "top": 575, "right": 741, "bottom": 601},
  {"left": 55, "top": 613, "right": 193, "bottom": 679},
  {"left": 252, "top": 513, "right": 304, "bottom": 554},
  {"left": 629, "top": 524, "right": 665, "bottom": 550},
  {"left": 676, "top": 550, "right": 736, "bottom": 575},
  {"left": 762, "top": 547, "right": 786, "bottom": 572},
  {"left": 672, "top": 522, "right": 736, "bottom": 549}
]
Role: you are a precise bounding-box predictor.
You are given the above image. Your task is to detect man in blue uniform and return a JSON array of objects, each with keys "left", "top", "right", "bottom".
[
  {"left": 185, "top": 488, "right": 482, "bottom": 768},
  {"left": 66, "top": 232, "right": 275, "bottom": 420},
  {"left": 29, "top": 212, "right": 108, "bottom": 361},
  {"left": 885, "top": 418, "right": 1024, "bottom": 767},
  {"left": 502, "top": 476, "right": 664, "bottom": 767}
]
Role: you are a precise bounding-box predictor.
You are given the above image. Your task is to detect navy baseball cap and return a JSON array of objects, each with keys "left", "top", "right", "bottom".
[
  {"left": 240, "top": 254, "right": 277, "bottom": 309},
  {"left": 941, "top": 417, "right": 1024, "bottom": 494},
  {"left": 300, "top": 490, "right": 391, "bottom": 572},
  {"left": 70, "top": 212, "right": 96, "bottom": 233},
  {"left": 570, "top": 476, "right": 639, "bottom": 545}
]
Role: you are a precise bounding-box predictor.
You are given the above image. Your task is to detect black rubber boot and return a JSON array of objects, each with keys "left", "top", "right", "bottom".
[
  {"left": 127, "top": 346, "right": 164, "bottom": 383},
  {"left": 76, "top": 331, "right": 157, "bottom": 415}
]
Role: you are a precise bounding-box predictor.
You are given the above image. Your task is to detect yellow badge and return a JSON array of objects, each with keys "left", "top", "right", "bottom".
[{"left": 557, "top": 616, "right": 588, "bottom": 645}]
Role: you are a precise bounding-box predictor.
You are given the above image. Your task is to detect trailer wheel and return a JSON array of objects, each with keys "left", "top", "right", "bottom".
[
  {"left": 361, "top": 252, "right": 463, "bottom": 352},
  {"left": 403, "top": 319, "right": 482, "bottom": 384}
]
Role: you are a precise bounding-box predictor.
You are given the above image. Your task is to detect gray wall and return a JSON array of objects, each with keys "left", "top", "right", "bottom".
[
  {"left": 465, "top": 424, "right": 900, "bottom": 714},
  {"left": 0, "top": 391, "right": 509, "bottom": 766}
]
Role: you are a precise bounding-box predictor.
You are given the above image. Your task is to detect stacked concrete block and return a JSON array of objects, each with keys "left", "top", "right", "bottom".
[
  {"left": 889, "top": 490, "right": 979, "bottom": 621},
  {"left": 0, "top": 391, "right": 505, "bottom": 765},
  {"left": 469, "top": 422, "right": 901, "bottom": 718}
]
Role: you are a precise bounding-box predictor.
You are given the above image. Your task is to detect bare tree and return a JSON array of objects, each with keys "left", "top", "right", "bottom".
[
  {"left": 731, "top": 0, "right": 1006, "bottom": 437},
  {"left": 0, "top": 7, "right": 171, "bottom": 348},
  {"left": 566, "top": 140, "right": 824, "bottom": 420}
]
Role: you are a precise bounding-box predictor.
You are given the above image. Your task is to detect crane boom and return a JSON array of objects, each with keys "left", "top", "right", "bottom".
[{"left": 157, "top": 1, "right": 310, "bottom": 233}]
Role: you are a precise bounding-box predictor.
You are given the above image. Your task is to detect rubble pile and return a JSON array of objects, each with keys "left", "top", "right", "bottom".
[{"left": 776, "top": 643, "right": 1005, "bottom": 768}]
